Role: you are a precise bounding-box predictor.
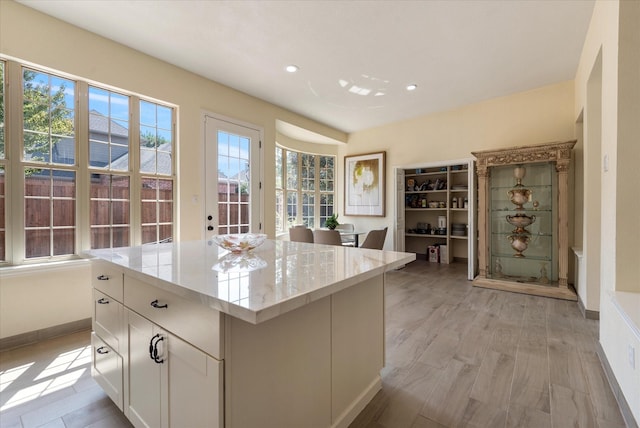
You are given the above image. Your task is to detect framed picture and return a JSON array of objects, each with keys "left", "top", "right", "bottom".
[{"left": 344, "top": 151, "right": 386, "bottom": 216}]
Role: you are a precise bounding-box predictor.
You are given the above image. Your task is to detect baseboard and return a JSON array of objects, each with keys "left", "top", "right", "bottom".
[
  {"left": 0, "top": 318, "right": 92, "bottom": 352},
  {"left": 596, "top": 341, "right": 639, "bottom": 428},
  {"left": 577, "top": 294, "right": 600, "bottom": 320}
]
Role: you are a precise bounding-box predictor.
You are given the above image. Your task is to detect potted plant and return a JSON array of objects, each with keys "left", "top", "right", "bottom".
[{"left": 325, "top": 213, "right": 339, "bottom": 230}]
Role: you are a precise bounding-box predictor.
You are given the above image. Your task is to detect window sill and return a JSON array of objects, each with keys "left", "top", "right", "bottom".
[
  {"left": 0, "top": 258, "right": 91, "bottom": 279},
  {"left": 610, "top": 290, "right": 640, "bottom": 341}
]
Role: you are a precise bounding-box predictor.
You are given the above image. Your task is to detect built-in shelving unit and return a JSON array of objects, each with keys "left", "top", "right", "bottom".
[{"left": 394, "top": 159, "right": 476, "bottom": 280}]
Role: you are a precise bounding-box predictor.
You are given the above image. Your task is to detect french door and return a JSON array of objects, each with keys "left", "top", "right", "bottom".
[{"left": 204, "top": 115, "right": 262, "bottom": 235}]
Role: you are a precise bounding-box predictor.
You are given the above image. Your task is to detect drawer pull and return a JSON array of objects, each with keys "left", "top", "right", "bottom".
[
  {"left": 150, "top": 299, "right": 168, "bottom": 309},
  {"left": 96, "top": 346, "right": 109, "bottom": 355},
  {"left": 97, "top": 298, "right": 109, "bottom": 304},
  {"left": 149, "top": 333, "right": 164, "bottom": 364},
  {"left": 96, "top": 274, "right": 109, "bottom": 281}
]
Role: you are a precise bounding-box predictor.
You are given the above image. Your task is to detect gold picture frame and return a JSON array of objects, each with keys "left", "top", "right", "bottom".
[{"left": 344, "top": 151, "right": 386, "bottom": 216}]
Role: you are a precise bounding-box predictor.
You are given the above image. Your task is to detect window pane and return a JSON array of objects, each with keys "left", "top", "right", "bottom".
[
  {"left": 141, "top": 177, "right": 173, "bottom": 244},
  {"left": 53, "top": 229, "right": 74, "bottom": 255},
  {"left": 141, "top": 225, "right": 157, "bottom": 244},
  {"left": 89, "top": 87, "right": 130, "bottom": 170},
  {"left": 23, "top": 69, "right": 75, "bottom": 165},
  {"left": 24, "top": 167, "right": 76, "bottom": 258},
  {"left": 53, "top": 199, "right": 75, "bottom": 226},
  {"left": 275, "top": 147, "right": 283, "bottom": 189},
  {"left": 286, "top": 152, "right": 297, "bottom": 189},
  {"left": 113, "top": 226, "right": 130, "bottom": 247},
  {"left": 90, "top": 174, "right": 130, "bottom": 249},
  {"left": 25, "top": 229, "right": 50, "bottom": 258},
  {"left": 140, "top": 101, "right": 173, "bottom": 175},
  {"left": 275, "top": 190, "right": 284, "bottom": 234}
]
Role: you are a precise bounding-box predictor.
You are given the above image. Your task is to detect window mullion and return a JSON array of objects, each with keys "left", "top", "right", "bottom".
[
  {"left": 130, "top": 95, "right": 141, "bottom": 247},
  {"left": 6, "top": 60, "right": 24, "bottom": 264},
  {"left": 75, "top": 81, "right": 90, "bottom": 252}
]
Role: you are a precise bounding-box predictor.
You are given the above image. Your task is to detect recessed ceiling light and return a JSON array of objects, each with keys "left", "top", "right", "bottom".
[
  {"left": 285, "top": 65, "right": 299, "bottom": 73},
  {"left": 406, "top": 84, "right": 418, "bottom": 91}
]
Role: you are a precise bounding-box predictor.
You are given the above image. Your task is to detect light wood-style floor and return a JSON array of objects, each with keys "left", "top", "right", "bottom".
[{"left": 0, "top": 260, "right": 626, "bottom": 428}]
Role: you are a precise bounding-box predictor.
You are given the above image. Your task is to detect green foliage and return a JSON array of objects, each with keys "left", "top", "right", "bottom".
[
  {"left": 325, "top": 213, "right": 339, "bottom": 230},
  {"left": 140, "top": 130, "right": 169, "bottom": 148}
]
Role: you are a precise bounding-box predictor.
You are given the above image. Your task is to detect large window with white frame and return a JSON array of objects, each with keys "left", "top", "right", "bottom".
[
  {"left": 275, "top": 145, "right": 335, "bottom": 234},
  {"left": 0, "top": 58, "right": 176, "bottom": 266}
]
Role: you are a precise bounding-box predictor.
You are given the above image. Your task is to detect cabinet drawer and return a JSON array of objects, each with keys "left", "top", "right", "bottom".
[
  {"left": 93, "top": 289, "right": 124, "bottom": 353},
  {"left": 124, "top": 275, "right": 223, "bottom": 359},
  {"left": 91, "top": 333, "right": 123, "bottom": 411},
  {"left": 92, "top": 261, "right": 124, "bottom": 302}
]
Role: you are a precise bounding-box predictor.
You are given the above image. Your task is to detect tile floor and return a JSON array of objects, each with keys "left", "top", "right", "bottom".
[{"left": 0, "top": 260, "right": 628, "bottom": 427}]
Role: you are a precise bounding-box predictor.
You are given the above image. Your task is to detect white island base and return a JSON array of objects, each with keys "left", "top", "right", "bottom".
[
  {"left": 88, "top": 240, "right": 414, "bottom": 428},
  {"left": 226, "top": 275, "right": 383, "bottom": 428}
]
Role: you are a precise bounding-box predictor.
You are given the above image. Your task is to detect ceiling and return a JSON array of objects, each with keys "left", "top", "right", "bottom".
[{"left": 19, "top": 0, "right": 594, "bottom": 137}]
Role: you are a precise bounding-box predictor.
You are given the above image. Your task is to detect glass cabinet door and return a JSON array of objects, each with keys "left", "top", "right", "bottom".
[{"left": 488, "top": 162, "right": 557, "bottom": 284}]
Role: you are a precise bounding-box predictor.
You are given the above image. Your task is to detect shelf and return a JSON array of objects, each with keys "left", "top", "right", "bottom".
[
  {"left": 450, "top": 235, "right": 468, "bottom": 240},
  {"left": 405, "top": 207, "right": 447, "bottom": 211},
  {"left": 491, "top": 232, "right": 552, "bottom": 237},
  {"left": 491, "top": 252, "right": 552, "bottom": 262},
  {"left": 491, "top": 209, "right": 552, "bottom": 215},
  {"left": 406, "top": 190, "right": 448, "bottom": 194},
  {"left": 405, "top": 233, "right": 447, "bottom": 238},
  {"left": 491, "top": 184, "right": 552, "bottom": 191},
  {"left": 405, "top": 171, "right": 447, "bottom": 178}
]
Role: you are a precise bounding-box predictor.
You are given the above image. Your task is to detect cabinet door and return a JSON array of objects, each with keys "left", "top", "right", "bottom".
[
  {"left": 167, "top": 333, "right": 223, "bottom": 428},
  {"left": 126, "top": 310, "right": 164, "bottom": 428}
]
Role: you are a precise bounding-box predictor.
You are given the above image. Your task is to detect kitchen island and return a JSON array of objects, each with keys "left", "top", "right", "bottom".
[{"left": 87, "top": 238, "right": 415, "bottom": 428}]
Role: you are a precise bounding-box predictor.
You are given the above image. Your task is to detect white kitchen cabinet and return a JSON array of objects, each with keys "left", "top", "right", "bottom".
[
  {"left": 91, "top": 263, "right": 125, "bottom": 410},
  {"left": 125, "top": 310, "right": 223, "bottom": 428}
]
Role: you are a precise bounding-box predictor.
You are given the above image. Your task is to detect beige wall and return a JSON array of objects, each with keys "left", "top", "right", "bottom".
[
  {"left": 342, "top": 81, "right": 576, "bottom": 246},
  {"left": 0, "top": 262, "right": 91, "bottom": 338},
  {"left": 574, "top": 0, "right": 640, "bottom": 422}
]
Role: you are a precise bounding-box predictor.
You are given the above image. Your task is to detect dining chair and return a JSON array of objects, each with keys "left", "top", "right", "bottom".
[
  {"left": 335, "top": 223, "right": 356, "bottom": 246},
  {"left": 289, "top": 226, "right": 314, "bottom": 243},
  {"left": 313, "top": 229, "right": 343, "bottom": 246},
  {"left": 360, "top": 227, "right": 388, "bottom": 250}
]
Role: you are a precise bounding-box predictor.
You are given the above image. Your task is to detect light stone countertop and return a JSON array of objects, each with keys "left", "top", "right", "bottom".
[{"left": 87, "top": 239, "right": 415, "bottom": 324}]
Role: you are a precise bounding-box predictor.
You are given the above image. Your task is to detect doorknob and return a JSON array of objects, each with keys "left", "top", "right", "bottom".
[
  {"left": 207, "top": 215, "right": 213, "bottom": 221},
  {"left": 207, "top": 225, "right": 214, "bottom": 231}
]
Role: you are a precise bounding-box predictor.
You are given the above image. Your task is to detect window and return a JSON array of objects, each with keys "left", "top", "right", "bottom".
[
  {"left": 216, "top": 130, "right": 249, "bottom": 235},
  {"left": 275, "top": 146, "right": 335, "bottom": 234},
  {"left": 0, "top": 58, "right": 176, "bottom": 265},
  {"left": 89, "top": 87, "right": 131, "bottom": 249},
  {"left": 139, "top": 101, "right": 174, "bottom": 243},
  {"left": 23, "top": 69, "right": 77, "bottom": 258}
]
